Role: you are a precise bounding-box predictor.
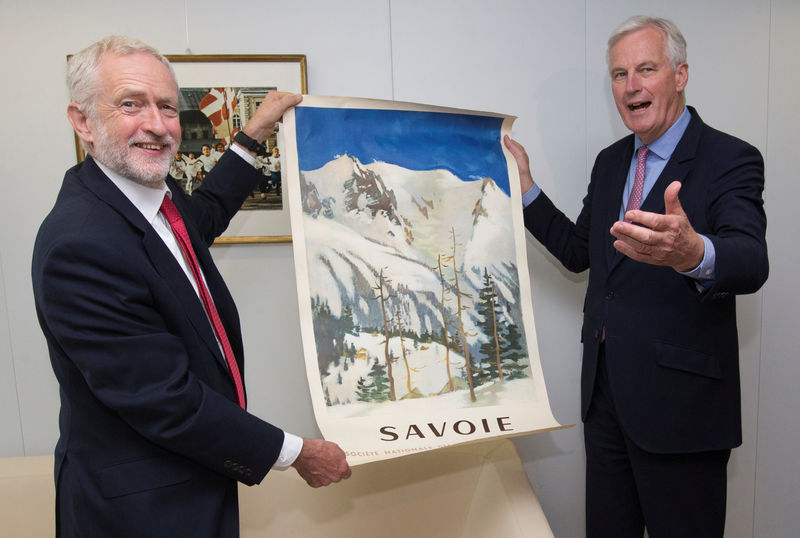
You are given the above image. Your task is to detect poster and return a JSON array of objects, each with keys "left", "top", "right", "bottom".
[{"left": 283, "top": 96, "right": 562, "bottom": 465}]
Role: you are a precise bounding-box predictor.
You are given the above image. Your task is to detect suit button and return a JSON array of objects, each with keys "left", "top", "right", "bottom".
[
  {"left": 224, "top": 460, "right": 232, "bottom": 469},
  {"left": 605, "top": 291, "right": 615, "bottom": 300}
]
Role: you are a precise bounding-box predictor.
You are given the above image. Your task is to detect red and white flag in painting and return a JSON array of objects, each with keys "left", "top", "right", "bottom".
[{"left": 199, "top": 87, "right": 239, "bottom": 143}]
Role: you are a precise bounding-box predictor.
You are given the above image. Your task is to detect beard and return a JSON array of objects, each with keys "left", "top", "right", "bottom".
[{"left": 91, "top": 121, "right": 179, "bottom": 187}]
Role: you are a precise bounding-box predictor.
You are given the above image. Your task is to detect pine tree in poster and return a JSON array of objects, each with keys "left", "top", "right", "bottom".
[
  {"left": 355, "top": 377, "right": 371, "bottom": 403},
  {"left": 500, "top": 320, "right": 528, "bottom": 380},
  {"left": 368, "top": 357, "right": 391, "bottom": 401},
  {"left": 476, "top": 268, "right": 502, "bottom": 384}
]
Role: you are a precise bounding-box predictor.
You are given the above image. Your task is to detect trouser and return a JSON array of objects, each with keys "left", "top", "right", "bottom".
[{"left": 584, "top": 344, "right": 730, "bottom": 538}]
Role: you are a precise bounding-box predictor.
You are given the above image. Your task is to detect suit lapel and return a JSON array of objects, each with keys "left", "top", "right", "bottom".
[
  {"left": 141, "top": 229, "right": 227, "bottom": 367},
  {"left": 78, "top": 157, "right": 151, "bottom": 235},
  {"left": 606, "top": 138, "right": 635, "bottom": 273}
]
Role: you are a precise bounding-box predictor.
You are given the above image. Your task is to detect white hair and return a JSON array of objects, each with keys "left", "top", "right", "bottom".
[
  {"left": 607, "top": 16, "right": 687, "bottom": 70},
  {"left": 66, "top": 35, "right": 176, "bottom": 119}
]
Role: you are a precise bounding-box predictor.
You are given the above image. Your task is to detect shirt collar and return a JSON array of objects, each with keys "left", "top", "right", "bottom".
[
  {"left": 94, "top": 159, "right": 170, "bottom": 224},
  {"left": 635, "top": 106, "right": 691, "bottom": 160}
]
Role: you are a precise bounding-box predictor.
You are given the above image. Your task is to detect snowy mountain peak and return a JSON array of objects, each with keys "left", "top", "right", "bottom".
[
  {"left": 342, "top": 155, "right": 400, "bottom": 225},
  {"left": 298, "top": 155, "right": 531, "bottom": 410}
]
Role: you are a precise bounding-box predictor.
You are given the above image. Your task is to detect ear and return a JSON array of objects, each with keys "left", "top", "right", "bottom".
[
  {"left": 67, "top": 102, "right": 94, "bottom": 149},
  {"left": 674, "top": 62, "right": 689, "bottom": 93}
]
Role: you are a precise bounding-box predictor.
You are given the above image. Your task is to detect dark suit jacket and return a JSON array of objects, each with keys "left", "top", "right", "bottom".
[
  {"left": 32, "top": 152, "right": 285, "bottom": 537},
  {"left": 524, "top": 107, "right": 768, "bottom": 453}
]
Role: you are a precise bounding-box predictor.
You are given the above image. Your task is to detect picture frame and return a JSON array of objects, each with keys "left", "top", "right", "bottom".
[{"left": 72, "top": 54, "right": 308, "bottom": 244}]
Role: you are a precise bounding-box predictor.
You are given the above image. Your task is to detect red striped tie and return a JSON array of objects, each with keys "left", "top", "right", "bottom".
[
  {"left": 160, "top": 194, "right": 246, "bottom": 409},
  {"left": 625, "top": 145, "right": 649, "bottom": 219}
]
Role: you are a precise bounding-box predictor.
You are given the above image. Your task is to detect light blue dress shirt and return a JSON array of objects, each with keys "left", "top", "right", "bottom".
[{"left": 522, "top": 106, "right": 715, "bottom": 282}]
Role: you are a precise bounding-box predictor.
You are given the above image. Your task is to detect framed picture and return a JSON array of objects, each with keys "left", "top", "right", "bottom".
[{"left": 72, "top": 54, "right": 308, "bottom": 244}]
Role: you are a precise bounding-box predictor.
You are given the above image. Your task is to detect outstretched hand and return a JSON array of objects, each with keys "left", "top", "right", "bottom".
[
  {"left": 291, "top": 438, "right": 352, "bottom": 488},
  {"left": 503, "top": 135, "right": 535, "bottom": 193},
  {"left": 241, "top": 91, "right": 303, "bottom": 143},
  {"left": 610, "top": 181, "right": 705, "bottom": 272}
]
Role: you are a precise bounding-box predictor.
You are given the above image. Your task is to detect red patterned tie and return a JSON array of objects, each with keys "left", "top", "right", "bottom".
[
  {"left": 625, "top": 145, "right": 649, "bottom": 219},
  {"left": 160, "top": 194, "right": 246, "bottom": 409}
]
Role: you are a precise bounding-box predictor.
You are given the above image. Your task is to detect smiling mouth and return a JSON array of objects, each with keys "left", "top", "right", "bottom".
[
  {"left": 133, "top": 142, "right": 169, "bottom": 151},
  {"left": 628, "top": 102, "right": 651, "bottom": 111}
]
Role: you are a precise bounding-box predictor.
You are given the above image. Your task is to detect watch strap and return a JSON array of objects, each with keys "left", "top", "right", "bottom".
[{"left": 233, "top": 131, "right": 266, "bottom": 156}]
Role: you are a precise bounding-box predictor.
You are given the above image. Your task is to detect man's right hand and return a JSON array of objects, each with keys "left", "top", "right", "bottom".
[
  {"left": 291, "top": 438, "right": 352, "bottom": 488},
  {"left": 503, "top": 135, "right": 536, "bottom": 194},
  {"left": 241, "top": 91, "right": 303, "bottom": 144}
]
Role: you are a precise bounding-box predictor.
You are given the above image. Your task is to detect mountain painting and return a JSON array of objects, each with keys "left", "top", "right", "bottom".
[{"left": 283, "top": 96, "right": 562, "bottom": 465}]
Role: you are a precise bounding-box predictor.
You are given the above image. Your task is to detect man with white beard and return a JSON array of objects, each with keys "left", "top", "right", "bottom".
[{"left": 31, "top": 35, "right": 350, "bottom": 538}]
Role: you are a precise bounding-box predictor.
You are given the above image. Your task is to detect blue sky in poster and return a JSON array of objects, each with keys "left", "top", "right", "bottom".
[{"left": 294, "top": 107, "right": 510, "bottom": 195}]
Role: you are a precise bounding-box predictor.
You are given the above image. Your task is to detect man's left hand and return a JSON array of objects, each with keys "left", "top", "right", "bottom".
[
  {"left": 291, "top": 438, "right": 352, "bottom": 488},
  {"left": 610, "top": 181, "right": 705, "bottom": 272}
]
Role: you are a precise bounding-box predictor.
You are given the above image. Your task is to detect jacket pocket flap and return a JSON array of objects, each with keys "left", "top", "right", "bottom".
[
  {"left": 101, "top": 455, "right": 192, "bottom": 498},
  {"left": 655, "top": 341, "right": 722, "bottom": 380}
]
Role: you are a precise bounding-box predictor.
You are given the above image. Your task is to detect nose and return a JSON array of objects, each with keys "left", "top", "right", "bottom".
[
  {"left": 626, "top": 73, "right": 643, "bottom": 93},
  {"left": 141, "top": 105, "right": 169, "bottom": 136}
]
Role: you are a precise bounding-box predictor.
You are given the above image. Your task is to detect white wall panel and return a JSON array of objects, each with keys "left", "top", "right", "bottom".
[
  {"left": 755, "top": 0, "right": 800, "bottom": 536},
  {"left": 0, "top": 254, "right": 24, "bottom": 456},
  {"left": 177, "top": 0, "right": 394, "bottom": 99}
]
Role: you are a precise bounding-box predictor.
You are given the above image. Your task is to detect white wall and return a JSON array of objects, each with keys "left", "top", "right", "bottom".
[
  {"left": 1, "top": 1, "right": 797, "bottom": 536},
  {"left": 755, "top": 1, "right": 800, "bottom": 536}
]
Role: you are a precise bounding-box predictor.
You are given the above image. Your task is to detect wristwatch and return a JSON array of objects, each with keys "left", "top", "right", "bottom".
[{"left": 233, "top": 131, "right": 267, "bottom": 156}]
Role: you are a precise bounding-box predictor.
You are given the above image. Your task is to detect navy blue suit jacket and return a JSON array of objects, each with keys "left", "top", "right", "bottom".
[
  {"left": 32, "top": 152, "right": 285, "bottom": 537},
  {"left": 524, "top": 107, "right": 768, "bottom": 453}
]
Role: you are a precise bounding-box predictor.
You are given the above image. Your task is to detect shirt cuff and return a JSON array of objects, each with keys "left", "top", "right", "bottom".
[
  {"left": 229, "top": 143, "right": 257, "bottom": 167},
  {"left": 678, "top": 234, "right": 716, "bottom": 282},
  {"left": 521, "top": 184, "right": 541, "bottom": 208},
  {"left": 272, "top": 431, "right": 303, "bottom": 470}
]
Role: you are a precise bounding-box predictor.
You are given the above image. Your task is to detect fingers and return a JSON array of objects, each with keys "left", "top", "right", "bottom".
[
  {"left": 503, "top": 135, "right": 535, "bottom": 192},
  {"left": 610, "top": 220, "right": 654, "bottom": 258},
  {"left": 503, "top": 135, "right": 528, "bottom": 167},
  {"left": 621, "top": 181, "right": 686, "bottom": 229},
  {"left": 612, "top": 181, "right": 703, "bottom": 270},
  {"left": 620, "top": 209, "right": 667, "bottom": 232},
  {"left": 292, "top": 438, "right": 352, "bottom": 488},
  {"left": 663, "top": 181, "right": 686, "bottom": 217},
  {"left": 611, "top": 213, "right": 703, "bottom": 270},
  {"left": 243, "top": 91, "right": 303, "bottom": 141},
  {"left": 611, "top": 238, "right": 648, "bottom": 264},
  {"left": 264, "top": 90, "right": 303, "bottom": 117}
]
